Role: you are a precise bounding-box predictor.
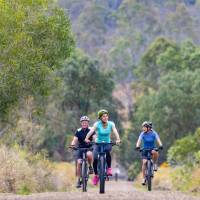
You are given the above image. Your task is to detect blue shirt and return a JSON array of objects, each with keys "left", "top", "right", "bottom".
[
  {"left": 138, "top": 130, "right": 160, "bottom": 149},
  {"left": 95, "top": 121, "right": 114, "bottom": 143}
]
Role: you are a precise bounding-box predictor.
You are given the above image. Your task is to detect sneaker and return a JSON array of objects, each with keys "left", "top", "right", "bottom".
[
  {"left": 141, "top": 178, "right": 146, "bottom": 186},
  {"left": 154, "top": 163, "right": 158, "bottom": 171},
  {"left": 107, "top": 168, "right": 112, "bottom": 176},
  {"left": 76, "top": 178, "right": 81, "bottom": 188},
  {"left": 92, "top": 175, "right": 99, "bottom": 185},
  {"left": 89, "top": 165, "right": 94, "bottom": 174}
]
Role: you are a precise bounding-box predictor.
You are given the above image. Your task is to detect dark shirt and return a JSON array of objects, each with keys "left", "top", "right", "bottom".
[{"left": 75, "top": 127, "right": 95, "bottom": 148}]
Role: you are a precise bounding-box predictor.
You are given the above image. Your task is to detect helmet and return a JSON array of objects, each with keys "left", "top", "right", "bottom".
[
  {"left": 148, "top": 121, "right": 153, "bottom": 128},
  {"left": 80, "top": 116, "right": 90, "bottom": 122},
  {"left": 98, "top": 109, "right": 109, "bottom": 119},
  {"left": 142, "top": 121, "right": 150, "bottom": 128}
]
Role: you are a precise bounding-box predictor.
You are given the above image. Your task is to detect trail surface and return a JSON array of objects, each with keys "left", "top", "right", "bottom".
[{"left": 0, "top": 181, "right": 199, "bottom": 200}]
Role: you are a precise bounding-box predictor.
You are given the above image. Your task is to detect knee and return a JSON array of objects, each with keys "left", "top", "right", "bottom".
[
  {"left": 87, "top": 151, "right": 93, "bottom": 158},
  {"left": 142, "top": 160, "right": 147, "bottom": 167},
  {"left": 77, "top": 159, "right": 82, "bottom": 165}
]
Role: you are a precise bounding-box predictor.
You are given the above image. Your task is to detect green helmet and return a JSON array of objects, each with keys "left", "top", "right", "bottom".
[{"left": 98, "top": 109, "right": 109, "bottom": 119}]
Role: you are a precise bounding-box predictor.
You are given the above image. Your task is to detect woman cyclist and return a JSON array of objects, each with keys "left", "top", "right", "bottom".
[
  {"left": 136, "top": 121, "right": 163, "bottom": 185},
  {"left": 85, "top": 109, "right": 121, "bottom": 185}
]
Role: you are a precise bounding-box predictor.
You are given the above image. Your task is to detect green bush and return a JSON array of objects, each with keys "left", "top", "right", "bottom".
[
  {"left": 127, "top": 161, "right": 141, "bottom": 181},
  {"left": 167, "top": 128, "right": 200, "bottom": 166}
]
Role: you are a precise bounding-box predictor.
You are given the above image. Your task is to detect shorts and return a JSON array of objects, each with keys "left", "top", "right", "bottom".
[
  {"left": 141, "top": 149, "right": 153, "bottom": 159},
  {"left": 76, "top": 148, "right": 93, "bottom": 160}
]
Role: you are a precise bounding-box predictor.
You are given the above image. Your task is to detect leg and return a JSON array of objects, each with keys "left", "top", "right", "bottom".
[
  {"left": 93, "top": 145, "right": 98, "bottom": 175},
  {"left": 106, "top": 152, "right": 111, "bottom": 168},
  {"left": 77, "top": 159, "right": 82, "bottom": 177},
  {"left": 92, "top": 145, "right": 99, "bottom": 185},
  {"left": 105, "top": 144, "right": 112, "bottom": 175},
  {"left": 75, "top": 150, "right": 83, "bottom": 188},
  {"left": 151, "top": 150, "right": 159, "bottom": 163},
  {"left": 142, "top": 159, "right": 147, "bottom": 179},
  {"left": 141, "top": 159, "right": 147, "bottom": 185},
  {"left": 87, "top": 151, "right": 94, "bottom": 174},
  {"left": 152, "top": 150, "right": 159, "bottom": 171},
  {"left": 86, "top": 151, "right": 93, "bottom": 165}
]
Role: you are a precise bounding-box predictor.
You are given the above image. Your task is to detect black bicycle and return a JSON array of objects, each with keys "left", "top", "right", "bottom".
[
  {"left": 69, "top": 145, "right": 93, "bottom": 192},
  {"left": 95, "top": 142, "right": 117, "bottom": 194},
  {"left": 139, "top": 148, "right": 159, "bottom": 191}
]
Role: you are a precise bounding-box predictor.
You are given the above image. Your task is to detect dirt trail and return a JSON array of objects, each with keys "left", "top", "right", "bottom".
[{"left": 0, "top": 181, "right": 199, "bottom": 200}]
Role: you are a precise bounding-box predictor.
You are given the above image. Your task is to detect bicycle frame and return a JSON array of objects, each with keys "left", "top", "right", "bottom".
[
  {"left": 69, "top": 146, "right": 93, "bottom": 192},
  {"left": 140, "top": 148, "right": 158, "bottom": 191},
  {"left": 95, "top": 142, "right": 116, "bottom": 194}
]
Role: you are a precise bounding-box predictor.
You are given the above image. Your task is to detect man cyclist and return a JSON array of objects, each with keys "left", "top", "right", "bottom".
[
  {"left": 85, "top": 109, "right": 121, "bottom": 185},
  {"left": 136, "top": 121, "right": 163, "bottom": 185},
  {"left": 71, "top": 116, "right": 95, "bottom": 188}
]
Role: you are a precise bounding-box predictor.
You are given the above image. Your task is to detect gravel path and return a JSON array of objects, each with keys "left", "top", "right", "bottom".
[{"left": 0, "top": 181, "right": 199, "bottom": 200}]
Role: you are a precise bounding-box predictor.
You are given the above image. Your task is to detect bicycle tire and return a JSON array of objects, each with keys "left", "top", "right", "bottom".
[
  {"left": 99, "top": 155, "right": 105, "bottom": 193},
  {"left": 82, "top": 161, "right": 87, "bottom": 192},
  {"left": 147, "top": 160, "right": 152, "bottom": 191}
]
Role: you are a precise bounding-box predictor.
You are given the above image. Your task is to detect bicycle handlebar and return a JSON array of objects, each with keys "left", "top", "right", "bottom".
[
  {"left": 139, "top": 147, "right": 159, "bottom": 152},
  {"left": 68, "top": 145, "right": 93, "bottom": 151},
  {"left": 94, "top": 142, "right": 118, "bottom": 146}
]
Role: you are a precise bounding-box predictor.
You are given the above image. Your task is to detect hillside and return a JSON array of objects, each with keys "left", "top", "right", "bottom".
[{"left": 58, "top": 0, "right": 200, "bottom": 118}]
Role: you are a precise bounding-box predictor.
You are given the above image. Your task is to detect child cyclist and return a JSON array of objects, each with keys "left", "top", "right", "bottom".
[{"left": 85, "top": 109, "right": 121, "bottom": 185}]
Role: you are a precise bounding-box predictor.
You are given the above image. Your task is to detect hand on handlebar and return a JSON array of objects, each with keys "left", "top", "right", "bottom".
[
  {"left": 135, "top": 146, "right": 140, "bottom": 151},
  {"left": 116, "top": 139, "right": 121, "bottom": 145},
  {"left": 159, "top": 145, "right": 163, "bottom": 150},
  {"left": 85, "top": 138, "right": 90, "bottom": 143}
]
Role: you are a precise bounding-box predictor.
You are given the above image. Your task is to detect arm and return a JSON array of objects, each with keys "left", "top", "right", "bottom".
[
  {"left": 155, "top": 132, "right": 162, "bottom": 147},
  {"left": 136, "top": 133, "right": 143, "bottom": 148},
  {"left": 71, "top": 136, "right": 78, "bottom": 146},
  {"left": 112, "top": 123, "right": 120, "bottom": 144},
  {"left": 85, "top": 123, "right": 97, "bottom": 142}
]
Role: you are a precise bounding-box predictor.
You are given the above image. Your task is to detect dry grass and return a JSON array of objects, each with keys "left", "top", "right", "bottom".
[
  {"left": 0, "top": 145, "right": 75, "bottom": 194},
  {"left": 134, "top": 162, "right": 200, "bottom": 194},
  {"left": 51, "top": 162, "right": 76, "bottom": 191}
]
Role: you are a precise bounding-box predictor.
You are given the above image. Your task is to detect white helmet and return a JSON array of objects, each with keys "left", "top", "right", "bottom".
[{"left": 80, "top": 116, "right": 90, "bottom": 122}]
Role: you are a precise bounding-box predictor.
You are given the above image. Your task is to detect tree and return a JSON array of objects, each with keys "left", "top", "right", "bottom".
[
  {"left": 59, "top": 50, "right": 119, "bottom": 119},
  {"left": 0, "top": 0, "right": 75, "bottom": 121},
  {"left": 167, "top": 128, "right": 200, "bottom": 166},
  {"left": 131, "top": 69, "right": 200, "bottom": 160}
]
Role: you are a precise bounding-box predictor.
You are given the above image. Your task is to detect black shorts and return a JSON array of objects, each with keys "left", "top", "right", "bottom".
[
  {"left": 76, "top": 149, "right": 92, "bottom": 160},
  {"left": 141, "top": 149, "right": 153, "bottom": 159}
]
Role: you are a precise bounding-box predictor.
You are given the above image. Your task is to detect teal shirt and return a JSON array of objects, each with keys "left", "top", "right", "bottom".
[{"left": 95, "top": 121, "right": 114, "bottom": 143}]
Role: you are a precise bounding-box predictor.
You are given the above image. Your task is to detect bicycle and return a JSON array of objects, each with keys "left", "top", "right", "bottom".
[
  {"left": 69, "top": 145, "right": 93, "bottom": 192},
  {"left": 138, "top": 148, "right": 160, "bottom": 191},
  {"left": 95, "top": 142, "right": 117, "bottom": 194}
]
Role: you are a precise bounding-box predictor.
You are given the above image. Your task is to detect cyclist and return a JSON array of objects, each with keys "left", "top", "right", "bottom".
[
  {"left": 85, "top": 109, "right": 121, "bottom": 185},
  {"left": 71, "top": 116, "right": 96, "bottom": 188},
  {"left": 136, "top": 121, "right": 163, "bottom": 185}
]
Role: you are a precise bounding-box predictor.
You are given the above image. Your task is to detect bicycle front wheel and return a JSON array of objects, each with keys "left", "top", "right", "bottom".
[
  {"left": 99, "top": 156, "right": 105, "bottom": 193},
  {"left": 81, "top": 161, "right": 87, "bottom": 192},
  {"left": 147, "top": 160, "right": 152, "bottom": 191}
]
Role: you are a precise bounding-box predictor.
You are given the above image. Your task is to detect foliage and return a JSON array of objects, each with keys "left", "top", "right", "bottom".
[
  {"left": 0, "top": 145, "right": 75, "bottom": 193},
  {"left": 60, "top": 50, "right": 115, "bottom": 116},
  {"left": 168, "top": 128, "right": 200, "bottom": 166},
  {"left": 0, "top": 0, "right": 75, "bottom": 121},
  {"left": 127, "top": 161, "right": 141, "bottom": 181}
]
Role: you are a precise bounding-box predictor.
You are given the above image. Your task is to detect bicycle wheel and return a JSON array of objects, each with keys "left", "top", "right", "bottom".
[
  {"left": 99, "top": 155, "right": 105, "bottom": 193},
  {"left": 147, "top": 160, "right": 152, "bottom": 191},
  {"left": 81, "top": 161, "right": 87, "bottom": 192}
]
